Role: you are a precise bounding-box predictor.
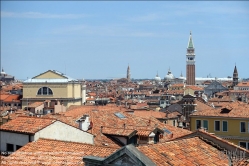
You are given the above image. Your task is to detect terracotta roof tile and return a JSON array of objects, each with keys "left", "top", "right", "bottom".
[
  {"left": 28, "top": 102, "right": 44, "bottom": 108},
  {"left": 0, "top": 116, "right": 56, "bottom": 134},
  {"left": 186, "top": 85, "right": 204, "bottom": 91},
  {"left": 137, "top": 137, "right": 229, "bottom": 166},
  {"left": 192, "top": 101, "right": 249, "bottom": 118},
  {"left": 133, "top": 110, "right": 166, "bottom": 119},
  {"left": 102, "top": 127, "right": 136, "bottom": 137},
  {"left": 1, "top": 138, "right": 118, "bottom": 166},
  {"left": 136, "top": 130, "right": 152, "bottom": 136},
  {"left": 4, "top": 95, "right": 21, "bottom": 102},
  {"left": 195, "top": 99, "right": 213, "bottom": 111},
  {"left": 2, "top": 110, "right": 30, "bottom": 120},
  {"left": 61, "top": 105, "right": 192, "bottom": 145},
  {"left": 236, "top": 82, "right": 249, "bottom": 87}
]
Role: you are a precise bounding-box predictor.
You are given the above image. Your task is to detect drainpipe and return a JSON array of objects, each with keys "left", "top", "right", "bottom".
[{"left": 100, "top": 126, "right": 103, "bottom": 133}]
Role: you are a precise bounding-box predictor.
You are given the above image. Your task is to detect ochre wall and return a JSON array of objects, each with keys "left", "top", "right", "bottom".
[{"left": 34, "top": 71, "right": 66, "bottom": 79}]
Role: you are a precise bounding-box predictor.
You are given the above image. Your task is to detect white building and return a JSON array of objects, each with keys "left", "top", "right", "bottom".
[{"left": 0, "top": 116, "right": 94, "bottom": 153}]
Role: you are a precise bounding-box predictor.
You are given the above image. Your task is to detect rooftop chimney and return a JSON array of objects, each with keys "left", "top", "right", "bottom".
[{"left": 79, "top": 115, "right": 91, "bottom": 131}]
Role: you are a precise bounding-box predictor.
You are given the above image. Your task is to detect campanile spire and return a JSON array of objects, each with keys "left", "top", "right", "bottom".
[
  {"left": 127, "top": 64, "right": 131, "bottom": 82},
  {"left": 186, "top": 31, "right": 196, "bottom": 85}
]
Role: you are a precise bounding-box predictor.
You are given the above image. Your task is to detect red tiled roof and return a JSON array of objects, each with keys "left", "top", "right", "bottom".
[
  {"left": 102, "top": 127, "right": 136, "bottom": 137},
  {"left": 88, "top": 92, "right": 96, "bottom": 96},
  {"left": 185, "top": 85, "right": 204, "bottom": 91},
  {"left": 2, "top": 84, "right": 22, "bottom": 92},
  {"left": 2, "top": 110, "right": 30, "bottom": 120},
  {"left": 208, "top": 96, "right": 233, "bottom": 102},
  {"left": 236, "top": 82, "right": 249, "bottom": 87},
  {"left": 136, "top": 130, "right": 152, "bottom": 137},
  {"left": 0, "top": 94, "right": 9, "bottom": 101},
  {"left": 195, "top": 99, "right": 213, "bottom": 111},
  {"left": 0, "top": 94, "right": 21, "bottom": 102},
  {"left": 137, "top": 137, "right": 229, "bottom": 166},
  {"left": 191, "top": 101, "right": 249, "bottom": 118},
  {"left": 61, "top": 105, "right": 192, "bottom": 144},
  {"left": 164, "top": 90, "right": 184, "bottom": 95},
  {"left": 0, "top": 116, "right": 56, "bottom": 134},
  {"left": 42, "top": 114, "right": 78, "bottom": 128},
  {"left": 166, "top": 111, "right": 181, "bottom": 119},
  {"left": 86, "top": 97, "right": 95, "bottom": 101},
  {"left": 133, "top": 111, "right": 166, "bottom": 119},
  {"left": 1, "top": 138, "right": 118, "bottom": 166},
  {"left": 171, "top": 83, "right": 184, "bottom": 87},
  {"left": 28, "top": 102, "right": 44, "bottom": 108}
]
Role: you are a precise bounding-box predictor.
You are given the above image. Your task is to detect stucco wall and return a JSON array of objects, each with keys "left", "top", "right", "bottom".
[
  {"left": 23, "top": 83, "right": 68, "bottom": 99},
  {"left": 54, "top": 104, "right": 66, "bottom": 113},
  {"left": 0, "top": 131, "right": 32, "bottom": 151},
  {"left": 35, "top": 104, "right": 44, "bottom": 114},
  {"left": 190, "top": 117, "right": 249, "bottom": 147},
  {"left": 22, "top": 83, "right": 82, "bottom": 108},
  {"left": 67, "top": 83, "right": 81, "bottom": 98},
  {"left": 66, "top": 100, "right": 82, "bottom": 108},
  {"left": 34, "top": 121, "right": 94, "bottom": 144}
]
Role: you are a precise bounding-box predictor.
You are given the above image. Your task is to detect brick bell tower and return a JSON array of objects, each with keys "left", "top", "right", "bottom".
[{"left": 186, "top": 31, "right": 195, "bottom": 85}]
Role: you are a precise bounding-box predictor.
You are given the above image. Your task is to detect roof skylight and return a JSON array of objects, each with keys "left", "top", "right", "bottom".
[
  {"left": 163, "top": 128, "right": 172, "bottom": 134},
  {"left": 114, "top": 112, "right": 126, "bottom": 119}
]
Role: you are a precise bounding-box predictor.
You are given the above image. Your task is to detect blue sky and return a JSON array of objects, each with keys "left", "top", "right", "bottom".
[{"left": 1, "top": 1, "right": 249, "bottom": 80}]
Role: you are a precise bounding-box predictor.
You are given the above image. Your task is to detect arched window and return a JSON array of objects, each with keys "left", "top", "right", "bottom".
[{"left": 37, "top": 87, "right": 53, "bottom": 95}]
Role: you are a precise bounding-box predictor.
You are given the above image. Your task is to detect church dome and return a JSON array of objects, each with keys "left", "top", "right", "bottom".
[
  {"left": 179, "top": 76, "right": 186, "bottom": 80},
  {"left": 155, "top": 75, "right": 161, "bottom": 82},
  {"left": 179, "top": 72, "right": 186, "bottom": 80},
  {"left": 164, "top": 69, "right": 174, "bottom": 80},
  {"left": 1, "top": 68, "right": 6, "bottom": 75},
  {"left": 154, "top": 72, "right": 161, "bottom": 82}
]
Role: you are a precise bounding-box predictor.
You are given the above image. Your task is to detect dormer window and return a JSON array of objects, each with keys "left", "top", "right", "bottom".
[{"left": 37, "top": 87, "right": 53, "bottom": 95}]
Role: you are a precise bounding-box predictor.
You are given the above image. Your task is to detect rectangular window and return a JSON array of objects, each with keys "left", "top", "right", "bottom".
[
  {"left": 222, "top": 121, "right": 228, "bottom": 132},
  {"left": 196, "top": 120, "right": 201, "bottom": 129},
  {"left": 203, "top": 120, "right": 208, "bottom": 130},
  {"left": 239, "top": 142, "right": 247, "bottom": 149},
  {"left": 43, "top": 87, "right": 47, "bottom": 95},
  {"left": 140, "top": 136, "right": 148, "bottom": 141},
  {"left": 241, "top": 122, "right": 246, "bottom": 133},
  {"left": 215, "top": 121, "right": 220, "bottom": 131},
  {"left": 6, "top": 143, "right": 14, "bottom": 152},
  {"left": 16, "top": 145, "right": 22, "bottom": 151},
  {"left": 248, "top": 122, "right": 249, "bottom": 133}
]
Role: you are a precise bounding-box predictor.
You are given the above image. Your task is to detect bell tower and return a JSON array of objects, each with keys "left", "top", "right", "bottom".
[
  {"left": 233, "top": 65, "right": 238, "bottom": 87},
  {"left": 186, "top": 31, "right": 195, "bottom": 85},
  {"left": 127, "top": 65, "right": 131, "bottom": 82}
]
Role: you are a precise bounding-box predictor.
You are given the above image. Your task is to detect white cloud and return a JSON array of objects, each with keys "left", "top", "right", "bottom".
[{"left": 1, "top": 11, "right": 89, "bottom": 19}]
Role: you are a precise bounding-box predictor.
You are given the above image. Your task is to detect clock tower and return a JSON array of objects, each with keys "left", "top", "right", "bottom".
[{"left": 186, "top": 31, "right": 195, "bottom": 85}]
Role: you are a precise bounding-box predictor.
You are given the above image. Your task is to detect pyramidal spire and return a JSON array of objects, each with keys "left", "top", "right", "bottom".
[
  {"left": 188, "top": 31, "right": 194, "bottom": 48},
  {"left": 233, "top": 65, "right": 238, "bottom": 74}
]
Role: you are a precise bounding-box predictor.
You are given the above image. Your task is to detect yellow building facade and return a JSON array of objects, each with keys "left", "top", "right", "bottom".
[
  {"left": 22, "top": 70, "right": 82, "bottom": 110},
  {"left": 190, "top": 101, "right": 249, "bottom": 150}
]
